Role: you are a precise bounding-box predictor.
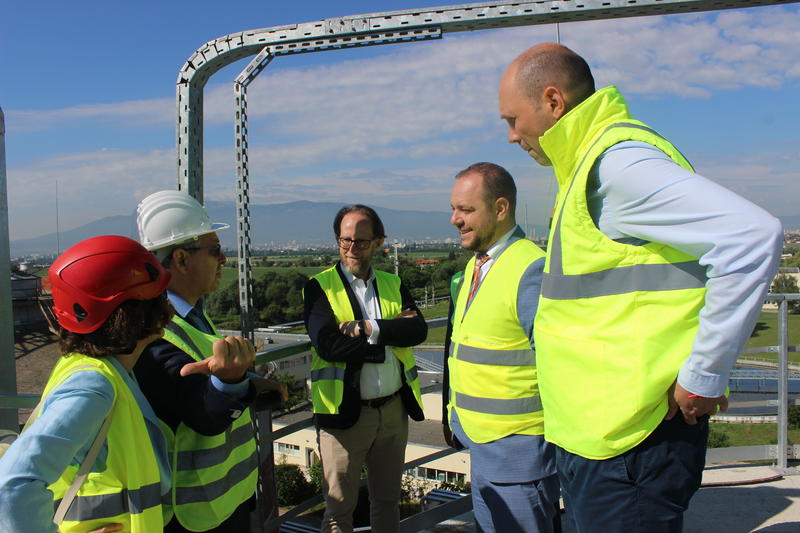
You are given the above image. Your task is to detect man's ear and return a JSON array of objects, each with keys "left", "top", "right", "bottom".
[
  {"left": 375, "top": 237, "right": 385, "bottom": 249},
  {"left": 542, "top": 85, "right": 567, "bottom": 120},
  {"left": 172, "top": 249, "right": 190, "bottom": 272},
  {"left": 495, "top": 197, "right": 511, "bottom": 221}
]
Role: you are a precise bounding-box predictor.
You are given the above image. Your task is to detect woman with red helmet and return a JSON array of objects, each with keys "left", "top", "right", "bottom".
[{"left": 0, "top": 235, "right": 174, "bottom": 533}]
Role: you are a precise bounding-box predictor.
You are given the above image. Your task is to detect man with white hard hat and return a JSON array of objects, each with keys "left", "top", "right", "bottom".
[{"left": 134, "top": 189, "right": 286, "bottom": 533}]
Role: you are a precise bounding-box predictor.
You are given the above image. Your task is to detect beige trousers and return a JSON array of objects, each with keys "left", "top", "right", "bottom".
[{"left": 317, "top": 394, "right": 409, "bottom": 533}]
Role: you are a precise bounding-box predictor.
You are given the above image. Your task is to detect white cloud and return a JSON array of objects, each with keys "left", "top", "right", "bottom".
[
  {"left": 9, "top": 6, "right": 799, "bottom": 133},
  {"left": 6, "top": 5, "right": 800, "bottom": 240},
  {"left": 7, "top": 148, "right": 177, "bottom": 238},
  {"left": 7, "top": 99, "right": 174, "bottom": 133},
  {"left": 695, "top": 149, "right": 800, "bottom": 217}
]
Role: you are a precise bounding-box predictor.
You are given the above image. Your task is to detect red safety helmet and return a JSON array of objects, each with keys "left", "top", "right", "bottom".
[{"left": 49, "top": 235, "right": 171, "bottom": 334}]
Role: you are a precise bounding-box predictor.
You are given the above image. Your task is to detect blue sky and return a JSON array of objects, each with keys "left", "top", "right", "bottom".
[{"left": 2, "top": 1, "right": 799, "bottom": 240}]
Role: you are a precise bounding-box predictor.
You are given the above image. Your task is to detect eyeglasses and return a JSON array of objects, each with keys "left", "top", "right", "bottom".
[
  {"left": 337, "top": 237, "right": 374, "bottom": 250},
  {"left": 183, "top": 244, "right": 224, "bottom": 258}
]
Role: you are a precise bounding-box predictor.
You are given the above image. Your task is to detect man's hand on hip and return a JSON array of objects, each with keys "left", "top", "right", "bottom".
[
  {"left": 179, "top": 335, "right": 256, "bottom": 383},
  {"left": 665, "top": 380, "right": 728, "bottom": 425}
]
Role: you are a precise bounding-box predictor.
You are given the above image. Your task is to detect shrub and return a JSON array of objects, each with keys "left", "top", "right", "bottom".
[
  {"left": 307, "top": 459, "right": 323, "bottom": 494},
  {"left": 789, "top": 405, "right": 800, "bottom": 429},
  {"left": 707, "top": 427, "right": 730, "bottom": 448},
  {"left": 275, "top": 464, "right": 313, "bottom": 506}
]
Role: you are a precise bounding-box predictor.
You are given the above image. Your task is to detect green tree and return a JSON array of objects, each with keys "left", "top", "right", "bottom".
[
  {"left": 772, "top": 273, "right": 800, "bottom": 312},
  {"left": 307, "top": 459, "right": 323, "bottom": 494},
  {"left": 274, "top": 464, "right": 313, "bottom": 506},
  {"left": 273, "top": 372, "right": 308, "bottom": 410},
  {"left": 438, "top": 479, "right": 471, "bottom": 493},
  {"left": 789, "top": 405, "right": 800, "bottom": 429}
]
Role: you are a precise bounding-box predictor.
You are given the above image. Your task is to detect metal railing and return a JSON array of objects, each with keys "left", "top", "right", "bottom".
[{"left": 2, "top": 296, "right": 799, "bottom": 530}]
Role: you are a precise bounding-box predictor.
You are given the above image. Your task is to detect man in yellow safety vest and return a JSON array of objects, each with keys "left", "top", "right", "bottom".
[
  {"left": 135, "top": 190, "right": 286, "bottom": 532},
  {"left": 304, "top": 204, "right": 427, "bottom": 533},
  {"left": 498, "top": 43, "right": 782, "bottom": 531},
  {"left": 444, "top": 162, "right": 560, "bottom": 533}
]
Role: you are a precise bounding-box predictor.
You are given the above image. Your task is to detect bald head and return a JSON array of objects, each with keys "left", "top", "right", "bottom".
[{"left": 510, "top": 43, "right": 595, "bottom": 113}]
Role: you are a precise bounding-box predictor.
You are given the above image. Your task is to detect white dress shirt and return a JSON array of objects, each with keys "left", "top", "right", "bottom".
[
  {"left": 474, "top": 225, "right": 517, "bottom": 286},
  {"left": 340, "top": 265, "right": 403, "bottom": 399}
]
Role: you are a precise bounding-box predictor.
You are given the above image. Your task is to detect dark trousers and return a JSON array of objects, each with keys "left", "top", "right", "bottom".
[
  {"left": 556, "top": 415, "right": 709, "bottom": 533},
  {"left": 165, "top": 496, "right": 254, "bottom": 532}
]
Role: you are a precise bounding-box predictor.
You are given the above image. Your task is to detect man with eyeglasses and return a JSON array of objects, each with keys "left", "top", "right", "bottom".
[
  {"left": 303, "top": 204, "right": 427, "bottom": 533},
  {"left": 134, "top": 190, "right": 287, "bottom": 533}
]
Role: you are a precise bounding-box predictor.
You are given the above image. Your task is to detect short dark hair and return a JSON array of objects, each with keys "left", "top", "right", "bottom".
[
  {"left": 333, "top": 205, "right": 386, "bottom": 239},
  {"left": 455, "top": 162, "right": 517, "bottom": 215},
  {"left": 517, "top": 45, "right": 595, "bottom": 112},
  {"left": 58, "top": 294, "right": 174, "bottom": 358}
]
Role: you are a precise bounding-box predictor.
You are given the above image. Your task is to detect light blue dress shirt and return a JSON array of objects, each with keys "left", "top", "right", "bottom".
[
  {"left": 0, "top": 357, "right": 171, "bottom": 533},
  {"left": 588, "top": 141, "right": 783, "bottom": 397}
]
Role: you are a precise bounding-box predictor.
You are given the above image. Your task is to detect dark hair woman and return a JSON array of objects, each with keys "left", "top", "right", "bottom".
[{"left": 0, "top": 235, "right": 174, "bottom": 533}]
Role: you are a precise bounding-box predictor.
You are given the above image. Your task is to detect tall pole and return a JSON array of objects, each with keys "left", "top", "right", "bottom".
[
  {"left": 777, "top": 298, "right": 789, "bottom": 471},
  {"left": 0, "top": 107, "right": 18, "bottom": 431},
  {"left": 55, "top": 180, "right": 61, "bottom": 256},
  {"left": 394, "top": 242, "right": 399, "bottom": 276}
]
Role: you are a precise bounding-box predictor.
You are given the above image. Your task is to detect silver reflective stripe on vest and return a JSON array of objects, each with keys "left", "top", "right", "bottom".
[
  {"left": 174, "top": 450, "right": 258, "bottom": 505},
  {"left": 455, "top": 345, "right": 535, "bottom": 367},
  {"left": 455, "top": 392, "right": 542, "bottom": 416},
  {"left": 546, "top": 122, "right": 705, "bottom": 298},
  {"left": 310, "top": 367, "right": 345, "bottom": 382},
  {"left": 405, "top": 365, "right": 418, "bottom": 382},
  {"left": 176, "top": 423, "right": 253, "bottom": 471},
  {"left": 542, "top": 260, "right": 707, "bottom": 300},
  {"left": 57, "top": 482, "right": 162, "bottom": 521},
  {"left": 165, "top": 323, "right": 204, "bottom": 360}
]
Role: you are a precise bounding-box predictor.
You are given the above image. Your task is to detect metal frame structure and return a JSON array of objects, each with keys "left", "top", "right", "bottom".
[
  {"left": 0, "top": 107, "right": 16, "bottom": 431},
  {"left": 0, "top": 0, "right": 798, "bottom": 527},
  {"left": 174, "top": 0, "right": 797, "bottom": 340}
]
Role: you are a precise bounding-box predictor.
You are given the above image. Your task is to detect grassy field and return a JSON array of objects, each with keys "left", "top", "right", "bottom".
[
  {"left": 742, "top": 310, "right": 800, "bottom": 363},
  {"left": 418, "top": 300, "right": 449, "bottom": 346},
  {"left": 710, "top": 423, "right": 800, "bottom": 446}
]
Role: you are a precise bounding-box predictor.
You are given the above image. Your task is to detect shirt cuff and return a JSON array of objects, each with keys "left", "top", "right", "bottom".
[
  {"left": 677, "top": 363, "right": 728, "bottom": 398},
  {"left": 211, "top": 375, "right": 251, "bottom": 399},
  {"left": 367, "top": 319, "right": 380, "bottom": 344}
]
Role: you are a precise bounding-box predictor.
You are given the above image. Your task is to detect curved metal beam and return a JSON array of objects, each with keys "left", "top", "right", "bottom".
[{"left": 176, "top": 0, "right": 797, "bottom": 199}]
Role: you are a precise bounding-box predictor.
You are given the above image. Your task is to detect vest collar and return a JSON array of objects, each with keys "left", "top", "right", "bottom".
[
  {"left": 540, "top": 86, "right": 631, "bottom": 188},
  {"left": 486, "top": 224, "right": 526, "bottom": 262}
]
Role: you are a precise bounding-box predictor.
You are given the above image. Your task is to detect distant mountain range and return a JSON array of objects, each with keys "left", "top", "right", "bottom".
[
  {"left": 10, "top": 200, "right": 551, "bottom": 257},
  {"left": 11, "top": 200, "right": 796, "bottom": 258}
]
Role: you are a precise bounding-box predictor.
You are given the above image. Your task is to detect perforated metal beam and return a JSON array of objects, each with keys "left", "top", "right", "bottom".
[
  {"left": 177, "top": 0, "right": 798, "bottom": 199},
  {"left": 232, "top": 27, "right": 443, "bottom": 341}
]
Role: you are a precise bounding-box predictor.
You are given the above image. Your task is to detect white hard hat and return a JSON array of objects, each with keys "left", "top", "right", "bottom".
[{"left": 137, "top": 190, "right": 229, "bottom": 259}]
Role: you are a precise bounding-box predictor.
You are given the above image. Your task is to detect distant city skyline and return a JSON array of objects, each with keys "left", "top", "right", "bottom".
[{"left": 3, "top": 1, "right": 799, "bottom": 241}]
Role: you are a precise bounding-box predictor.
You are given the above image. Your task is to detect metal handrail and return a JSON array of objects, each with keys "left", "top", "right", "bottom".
[{"left": 3, "top": 295, "right": 799, "bottom": 530}]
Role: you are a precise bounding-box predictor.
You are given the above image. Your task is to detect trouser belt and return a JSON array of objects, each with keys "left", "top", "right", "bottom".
[{"left": 361, "top": 390, "right": 399, "bottom": 409}]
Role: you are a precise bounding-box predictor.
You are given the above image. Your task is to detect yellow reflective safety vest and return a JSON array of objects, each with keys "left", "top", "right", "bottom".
[
  {"left": 448, "top": 236, "right": 546, "bottom": 443},
  {"left": 309, "top": 265, "right": 423, "bottom": 416},
  {"left": 534, "top": 86, "right": 707, "bottom": 459},
  {"left": 161, "top": 314, "right": 258, "bottom": 531},
  {"left": 43, "top": 353, "right": 164, "bottom": 532}
]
